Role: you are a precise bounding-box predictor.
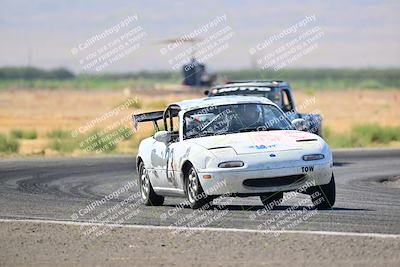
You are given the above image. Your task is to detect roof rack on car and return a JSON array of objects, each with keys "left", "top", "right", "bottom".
[{"left": 225, "top": 80, "right": 283, "bottom": 84}]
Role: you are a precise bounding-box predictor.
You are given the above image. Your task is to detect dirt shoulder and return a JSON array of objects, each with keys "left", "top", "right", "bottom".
[{"left": 1, "top": 221, "right": 400, "bottom": 267}]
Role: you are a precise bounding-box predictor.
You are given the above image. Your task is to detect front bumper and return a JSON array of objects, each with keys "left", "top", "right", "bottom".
[{"left": 198, "top": 161, "right": 332, "bottom": 195}]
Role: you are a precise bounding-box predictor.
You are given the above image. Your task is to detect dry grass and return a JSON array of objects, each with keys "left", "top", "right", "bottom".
[
  {"left": 294, "top": 89, "right": 400, "bottom": 133},
  {"left": 0, "top": 87, "right": 399, "bottom": 156}
]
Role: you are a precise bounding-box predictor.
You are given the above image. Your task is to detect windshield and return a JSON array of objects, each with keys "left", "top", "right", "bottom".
[
  {"left": 211, "top": 87, "right": 281, "bottom": 105},
  {"left": 183, "top": 103, "right": 293, "bottom": 139}
]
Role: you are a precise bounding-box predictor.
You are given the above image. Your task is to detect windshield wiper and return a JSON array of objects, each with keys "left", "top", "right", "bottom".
[
  {"left": 238, "top": 127, "right": 282, "bottom": 132},
  {"left": 190, "top": 131, "right": 221, "bottom": 138},
  {"left": 264, "top": 128, "right": 282, "bottom": 131},
  {"left": 238, "top": 127, "right": 259, "bottom": 132}
]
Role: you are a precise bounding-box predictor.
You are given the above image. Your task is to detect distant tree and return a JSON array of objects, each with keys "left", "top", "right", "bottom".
[
  {"left": 50, "top": 68, "right": 75, "bottom": 80},
  {"left": 0, "top": 66, "right": 75, "bottom": 80}
]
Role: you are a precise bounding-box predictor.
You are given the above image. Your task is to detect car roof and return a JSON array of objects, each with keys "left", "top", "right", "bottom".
[
  {"left": 213, "top": 80, "right": 289, "bottom": 89},
  {"left": 171, "top": 95, "right": 274, "bottom": 111}
]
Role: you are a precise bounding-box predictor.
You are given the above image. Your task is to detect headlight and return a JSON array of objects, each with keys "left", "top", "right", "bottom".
[
  {"left": 209, "top": 147, "right": 236, "bottom": 157},
  {"left": 218, "top": 161, "right": 244, "bottom": 168},
  {"left": 302, "top": 154, "right": 324, "bottom": 161}
]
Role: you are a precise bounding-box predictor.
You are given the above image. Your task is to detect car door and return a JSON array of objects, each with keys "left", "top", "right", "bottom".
[
  {"left": 150, "top": 106, "right": 181, "bottom": 190},
  {"left": 281, "top": 88, "right": 299, "bottom": 120},
  {"left": 150, "top": 139, "right": 168, "bottom": 189}
]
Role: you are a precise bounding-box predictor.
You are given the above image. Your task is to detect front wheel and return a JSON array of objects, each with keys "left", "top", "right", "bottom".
[
  {"left": 309, "top": 174, "right": 336, "bottom": 210},
  {"left": 138, "top": 162, "right": 164, "bottom": 206},
  {"left": 185, "top": 166, "right": 212, "bottom": 209}
]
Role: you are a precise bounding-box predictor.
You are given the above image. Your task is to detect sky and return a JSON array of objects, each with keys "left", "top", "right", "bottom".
[{"left": 0, "top": 0, "right": 399, "bottom": 73}]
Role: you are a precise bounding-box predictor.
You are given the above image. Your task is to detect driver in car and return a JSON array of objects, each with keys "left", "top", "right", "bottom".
[{"left": 229, "top": 104, "right": 265, "bottom": 132}]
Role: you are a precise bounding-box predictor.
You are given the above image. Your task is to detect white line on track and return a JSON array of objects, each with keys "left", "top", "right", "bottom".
[{"left": 1, "top": 218, "right": 400, "bottom": 239}]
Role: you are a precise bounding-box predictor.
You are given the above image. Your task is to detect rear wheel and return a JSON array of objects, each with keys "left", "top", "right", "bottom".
[
  {"left": 138, "top": 162, "right": 164, "bottom": 206},
  {"left": 185, "top": 166, "right": 212, "bottom": 209},
  {"left": 309, "top": 174, "right": 336, "bottom": 210},
  {"left": 260, "top": 192, "right": 283, "bottom": 209}
]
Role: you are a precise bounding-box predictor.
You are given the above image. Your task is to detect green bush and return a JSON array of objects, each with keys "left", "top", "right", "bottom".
[
  {"left": 10, "top": 129, "right": 37, "bottom": 139},
  {"left": 10, "top": 129, "right": 23, "bottom": 139},
  {"left": 46, "top": 127, "right": 133, "bottom": 154},
  {"left": 24, "top": 130, "right": 37, "bottom": 139},
  {"left": 352, "top": 124, "right": 400, "bottom": 144},
  {"left": 85, "top": 130, "right": 117, "bottom": 153},
  {"left": 83, "top": 127, "right": 132, "bottom": 153},
  {"left": 47, "top": 129, "right": 78, "bottom": 153},
  {"left": 127, "top": 99, "right": 143, "bottom": 109},
  {"left": 0, "top": 134, "right": 19, "bottom": 153},
  {"left": 49, "top": 139, "right": 77, "bottom": 153},
  {"left": 46, "top": 129, "right": 70, "bottom": 139},
  {"left": 324, "top": 124, "right": 400, "bottom": 148}
]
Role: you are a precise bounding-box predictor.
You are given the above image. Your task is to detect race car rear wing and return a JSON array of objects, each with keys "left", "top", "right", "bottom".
[{"left": 132, "top": 111, "right": 164, "bottom": 131}]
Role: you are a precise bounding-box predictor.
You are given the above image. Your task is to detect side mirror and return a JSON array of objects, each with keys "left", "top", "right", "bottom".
[
  {"left": 292, "top": 118, "right": 309, "bottom": 131},
  {"left": 153, "top": 131, "right": 171, "bottom": 143},
  {"left": 204, "top": 90, "right": 209, "bottom": 96}
]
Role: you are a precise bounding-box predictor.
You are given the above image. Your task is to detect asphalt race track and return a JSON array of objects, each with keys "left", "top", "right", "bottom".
[{"left": 1, "top": 148, "right": 400, "bottom": 235}]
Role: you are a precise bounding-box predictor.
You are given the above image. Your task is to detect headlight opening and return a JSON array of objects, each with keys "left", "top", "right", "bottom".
[
  {"left": 302, "top": 154, "right": 325, "bottom": 161},
  {"left": 218, "top": 161, "right": 244, "bottom": 168}
]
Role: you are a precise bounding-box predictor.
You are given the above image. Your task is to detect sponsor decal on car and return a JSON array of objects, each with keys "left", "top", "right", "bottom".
[
  {"left": 249, "top": 144, "right": 278, "bottom": 150},
  {"left": 302, "top": 166, "right": 314, "bottom": 173}
]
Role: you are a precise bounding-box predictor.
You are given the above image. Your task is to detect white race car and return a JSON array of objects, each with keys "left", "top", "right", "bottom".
[{"left": 133, "top": 96, "right": 335, "bottom": 209}]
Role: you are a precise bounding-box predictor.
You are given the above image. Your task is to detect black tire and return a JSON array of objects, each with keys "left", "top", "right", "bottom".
[
  {"left": 185, "top": 166, "right": 212, "bottom": 209},
  {"left": 260, "top": 192, "right": 283, "bottom": 209},
  {"left": 138, "top": 162, "right": 164, "bottom": 206},
  {"left": 309, "top": 174, "right": 336, "bottom": 210}
]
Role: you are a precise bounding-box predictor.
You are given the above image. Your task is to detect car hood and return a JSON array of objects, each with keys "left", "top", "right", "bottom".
[{"left": 186, "top": 130, "right": 322, "bottom": 154}]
